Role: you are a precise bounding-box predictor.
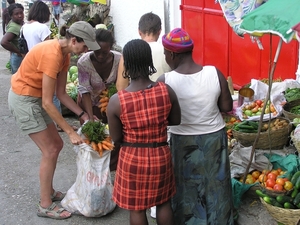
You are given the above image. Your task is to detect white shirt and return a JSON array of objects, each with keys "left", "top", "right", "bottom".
[
  {"left": 165, "top": 66, "right": 225, "bottom": 135},
  {"left": 22, "top": 21, "right": 51, "bottom": 50},
  {"left": 148, "top": 41, "right": 171, "bottom": 81}
]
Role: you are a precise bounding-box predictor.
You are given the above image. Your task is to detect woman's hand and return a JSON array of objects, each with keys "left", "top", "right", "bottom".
[{"left": 68, "top": 130, "right": 84, "bottom": 145}]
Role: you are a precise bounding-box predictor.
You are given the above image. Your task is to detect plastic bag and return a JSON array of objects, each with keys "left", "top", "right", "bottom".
[{"left": 61, "top": 142, "right": 116, "bottom": 217}]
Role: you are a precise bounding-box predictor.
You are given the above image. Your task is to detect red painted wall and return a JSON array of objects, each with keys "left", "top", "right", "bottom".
[{"left": 181, "top": 0, "right": 299, "bottom": 89}]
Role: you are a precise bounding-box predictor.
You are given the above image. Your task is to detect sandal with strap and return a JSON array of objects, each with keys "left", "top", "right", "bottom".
[
  {"left": 37, "top": 202, "right": 71, "bottom": 220},
  {"left": 51, "top": 190, "right": 66, "bottom": 202}
]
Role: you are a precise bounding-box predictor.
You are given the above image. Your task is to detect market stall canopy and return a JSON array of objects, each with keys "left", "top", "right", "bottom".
[
  {"left": 217, "top": 0, "right": 267, "bottom": 37},
  {"left": 239, "top": 0, "right": 300, "bottom": 43}
]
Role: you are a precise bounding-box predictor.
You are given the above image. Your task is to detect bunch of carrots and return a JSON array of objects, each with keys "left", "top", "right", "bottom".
[
  {"left": 81, "top": 121, "right": 114, "bottom": 157},
  {"left": 98, "top": 83, "right": 117, "bottom": 114}
]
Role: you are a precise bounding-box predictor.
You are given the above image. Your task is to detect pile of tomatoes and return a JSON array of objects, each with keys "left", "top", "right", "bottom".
[{"left": 239, "top": 168, "right": 293, "bottom": 192}]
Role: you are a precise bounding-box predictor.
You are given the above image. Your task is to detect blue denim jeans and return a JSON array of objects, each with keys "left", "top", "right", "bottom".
[
  {"left": 53, "top": 94, "right": 61, "bottom": 113},
  {"left": 10, "top": 53, "right": 23, "bottom": 74}
]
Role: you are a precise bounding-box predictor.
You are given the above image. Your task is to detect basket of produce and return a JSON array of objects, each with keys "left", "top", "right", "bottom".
[
  {"left": 260, "top": 198, "right": 300, "bottom": 225},
  {"left": 222, "top": 113, "right": 241, "bottom": 150},
  {"left": 257, "top": 170, "right": 300, "bottom": 225},
  {"left": 282, "top": 98, "right": 300, "bottom": 121},
  {"left": 232, "top": 117, "right": 292, "bottom": 149}
]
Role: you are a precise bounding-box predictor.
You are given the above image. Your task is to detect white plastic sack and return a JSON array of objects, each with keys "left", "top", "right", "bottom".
[
  {"left": 236, "top": 79, "right": 286, "bottom": 121},
  {"left": 61, "top": 143, "right": 116, "bottom": 217}
]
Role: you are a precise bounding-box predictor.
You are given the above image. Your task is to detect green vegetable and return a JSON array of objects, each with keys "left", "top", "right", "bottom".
[
  {"left": 71, "top": 72, "right": 78, "bottom": 82},
  {"left": 81, "top": 121, "right": 107, "bottom": 144},
  {"left": 284, "top": 202, "right": 296, "bottom": 209},
  {"left": 66, "top": 83, "right": 78, "bottom": 102},
  {"left": 255, "top": 190, "right": 269, "bottom": 198},
  {"left": 107, "top": 83, "right": 117, "bottom": 98},
  {"left": 284, "top": 87, "right": 300, "bottom": 102},
  {"left": 276, "top": 195, "right": 293, "bottom": 205},
  {"left": 293, "top": 192, "right": 300, "bottom": 206},
  {"left": 291, "top": 188, "right": 299, "bottom": 198},
  {"left": 291, "top": 105, "right": 300, "bottom": 115},
  {"left": 291, "top": 171, "right": 300, "bottom": 185},
  {"left": 69, "top": 65, "right": 78, "bottom": 76}
]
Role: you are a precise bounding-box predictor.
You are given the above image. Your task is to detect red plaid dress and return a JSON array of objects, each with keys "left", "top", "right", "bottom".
[{"left": 112, "top": 82, "right": 176, "bottom": 210}]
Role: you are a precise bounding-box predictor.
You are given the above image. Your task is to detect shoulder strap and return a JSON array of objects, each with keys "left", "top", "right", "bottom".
[{"left": 20, "top": 26, "right": 24, "bottom": 38}]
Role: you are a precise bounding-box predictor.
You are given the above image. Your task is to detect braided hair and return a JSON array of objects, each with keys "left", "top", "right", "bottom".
[
  {"left": 8, "top": 3, "right": 23, "bottom": 17},
  {"left": 123, "top": 39, "right": 157, "bottom": 80}
]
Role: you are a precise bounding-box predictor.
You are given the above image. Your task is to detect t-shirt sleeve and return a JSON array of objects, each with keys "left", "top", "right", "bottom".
[
  {"left": 6, "top": 22, "right": 20, "bottom": 36},
  {"left": 39, "top": 24, "right": 51, "bottom": 42}
]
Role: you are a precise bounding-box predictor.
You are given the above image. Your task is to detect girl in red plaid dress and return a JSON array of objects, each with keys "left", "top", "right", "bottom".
[{"left": 107, "top": 39, "right": 181, "bottom": 225}]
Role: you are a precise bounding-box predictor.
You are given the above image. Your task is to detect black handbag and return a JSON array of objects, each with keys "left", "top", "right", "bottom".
[{"left": 18, "top": 27, "right": 29, "bottom": 54}]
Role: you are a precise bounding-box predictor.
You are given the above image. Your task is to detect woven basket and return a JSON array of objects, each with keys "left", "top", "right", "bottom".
[
  {"left": 283, "top": 99, "right": 300, "bottom": 121},
  {"left": 232, "top": 117, "right": 292, "bottom": 149},
  {"left": 260, "top": 197, "right": 300, "bottom": 225}
]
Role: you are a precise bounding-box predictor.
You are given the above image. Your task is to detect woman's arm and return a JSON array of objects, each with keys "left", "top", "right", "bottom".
[
  {"left": 116, "top": 56, "right": 129, "bottom": 91},
  {"left": 1, "top": 32, "right": 21, "bottom": 54},
  {"left": 56, "top": 71, "right": 89, "bottom": 121},
  {"left": 106, "top": 94, "right": 123, "bottom": 144},
  {"left": 42, "top": 73, "right": 86, "bottom": 145},
  {"left": 165, "top": 84, "right": 181, "bottom": 126},
  {"left": 216, "top": 68, "right": 233, "bottom": 113}
]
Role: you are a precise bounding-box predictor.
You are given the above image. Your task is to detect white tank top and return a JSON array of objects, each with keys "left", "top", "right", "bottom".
[{"left": 165, "top": 66, "right": 225, "bottom": 135}]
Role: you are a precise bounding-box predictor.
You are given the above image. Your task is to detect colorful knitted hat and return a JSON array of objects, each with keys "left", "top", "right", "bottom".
[{"left": 162, "top": 28, "right": 194, "bottom": 53}]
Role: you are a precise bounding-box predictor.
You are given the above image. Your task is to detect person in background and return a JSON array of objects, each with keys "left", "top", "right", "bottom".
[
  {"left": 1, "top": 3, "right": 24, "bottom": 74},
  {"left": 22, "top": 0, "right": 77, "bottom": 132},
  {"left": 157, "top": 28, "right": 234, "bottom": 225},
  {"left": 8, "top": 21, "right": 100, "bottom": 220},
  {"left": 22, "top": 1, "right": 51, "bottom": 50},
  {"left": 107, "top": 39, "right": 181, "bottom": 225},
  {"left": 52, "top": 0, "right": 63, "bottom": 24},
  {"left": 2, "top": 0, "right": 15, "bottom": 35},
  {"left": 77, "top": 28, "right": 121, "bottom": 171},
  {"left": 116, "top": 12, "right": 170, "bottom": 91},
  {"left": 77, "top": 28, "right": 121, "bottom": 124}
]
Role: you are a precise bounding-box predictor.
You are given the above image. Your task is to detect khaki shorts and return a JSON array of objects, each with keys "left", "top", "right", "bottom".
[{"left": 8, "top": 89, "right": 53, "bottom": 135}]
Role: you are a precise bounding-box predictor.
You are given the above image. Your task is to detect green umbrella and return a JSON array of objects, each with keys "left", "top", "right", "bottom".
[{"left": 240, "top": 0, "right": 300, "bottom": 43}]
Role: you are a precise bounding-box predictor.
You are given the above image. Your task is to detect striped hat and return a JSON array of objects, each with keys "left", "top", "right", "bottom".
[{"left": 162, "top": 28, "right": 193, "bottom": 53}]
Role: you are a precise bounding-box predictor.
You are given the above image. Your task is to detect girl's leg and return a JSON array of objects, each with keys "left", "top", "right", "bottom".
[
  {"left": 29, "top": 122, "right": 70, "bottom": 218},
  {"left": 156, "top": 200, "right": 174, "bottom": 225},
  {"left": 129, "top": 210, "right": 148, "bottom": 225}
]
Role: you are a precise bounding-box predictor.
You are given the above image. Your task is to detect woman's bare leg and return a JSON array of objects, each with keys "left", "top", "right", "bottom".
[{"left": 29, "top": 122, "right": 70, "bottom": 218}]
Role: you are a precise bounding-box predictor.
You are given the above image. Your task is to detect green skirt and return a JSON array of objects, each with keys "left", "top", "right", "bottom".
[{"left": 170, "top": 128, "right": 234, "bottom": 225}]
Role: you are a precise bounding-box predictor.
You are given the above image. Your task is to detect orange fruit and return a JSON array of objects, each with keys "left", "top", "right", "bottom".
[
  {"left": 252, "top": 170, "right": 261, "bottom": 179},
  {"left": 262, "top": 169, "right": 270, "bottom": 175},
  {"left": 267, "top": 173, "right": 277, "bottom": 181},
  {"left": 276, "top": 178, "right": 285, "bottom": 186},
  {"left": 266, "top": 179, "right": 276, "bottom": 188},
  {"left": 258, "top": 174, "right": 267, "bottom": 183},
  {"left": 271, "top": 170, "right": 279, "bottom": 176},
  {"left": 273, "top": 184, "right": 283, "bottom": 191}
]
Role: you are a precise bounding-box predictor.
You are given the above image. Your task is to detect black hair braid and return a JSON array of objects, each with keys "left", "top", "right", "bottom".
[{"left": 123, "top": 39, "right": 157, "bottom": 80}]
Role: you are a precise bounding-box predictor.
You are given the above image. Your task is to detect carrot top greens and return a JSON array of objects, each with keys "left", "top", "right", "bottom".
[{"left": 81, "top": 121, "right": 107, "bottom": 144}]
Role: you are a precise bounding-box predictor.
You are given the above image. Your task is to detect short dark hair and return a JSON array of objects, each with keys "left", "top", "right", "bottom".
[
  {"left": 7, "top": 0, "right": 15, "bottom": 5},
  {"left": 27, "top": 1, "right": 50, "bottom": 23},
  {"left": 95, "top": 29, "right": 115, "bottom": 47},
  {"left": 138, "top": 12, "right": 161, "bottom": 36},
  {"left": 123, "top": 39, "right": 156, "bottom": 80},
  {"left": 8, "top": 3, "right": 23, "bottom": 17}
]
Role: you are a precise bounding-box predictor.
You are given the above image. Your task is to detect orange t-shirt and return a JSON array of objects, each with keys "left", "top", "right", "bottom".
[{"left": 11, "top": 39, "right": 70, "bottom": 97}]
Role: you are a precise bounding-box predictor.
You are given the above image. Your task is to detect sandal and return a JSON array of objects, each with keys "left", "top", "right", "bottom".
[
  {"left": 37, "top": 202, "right": 71, "bottom": 220},
  {"left": 51, "top": 190, "right": 66, "bottom": 202}
]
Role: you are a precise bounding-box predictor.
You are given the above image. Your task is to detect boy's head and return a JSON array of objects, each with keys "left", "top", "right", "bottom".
[
  {"left": 7, "top": 0, "right": 15, "bottom": 5},
  {"left": 138, "top": 12, "right": 161, "bottom": 37}
]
